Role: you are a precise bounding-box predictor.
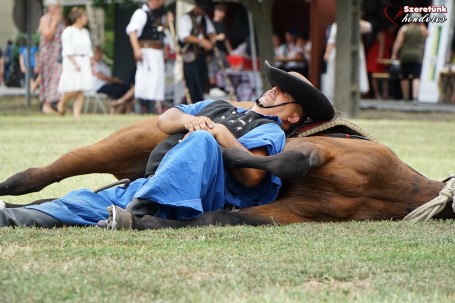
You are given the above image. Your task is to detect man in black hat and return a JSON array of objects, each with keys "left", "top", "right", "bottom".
[
  {"left": 177, "top": 0, "right": 216, "bottom": 103},
  {"left": 0, "top": 61, "right": 334, "bottom": 228}
]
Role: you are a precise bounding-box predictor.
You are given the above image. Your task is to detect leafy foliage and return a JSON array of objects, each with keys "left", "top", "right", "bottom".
[{"left": 92, "top": 0, "right": 139, "bottom": 9}]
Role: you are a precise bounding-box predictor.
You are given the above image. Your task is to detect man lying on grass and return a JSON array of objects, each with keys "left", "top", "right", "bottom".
[{"left": 0, "top": 61, "right": 334, "bottom": 228}]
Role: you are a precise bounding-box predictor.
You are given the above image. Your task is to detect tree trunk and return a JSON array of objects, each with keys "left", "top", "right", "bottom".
[
  {"left": 334, "top": 0, "right": 360, "bottom": 118},
  {"left": 86, "top": 5, "right": 105, "bottom": 49},
  {"left": 242, "top": 0, "right": 275, "bottom": 91}
]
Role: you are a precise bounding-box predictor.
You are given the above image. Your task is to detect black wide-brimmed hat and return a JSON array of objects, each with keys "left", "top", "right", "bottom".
[
  {"left": 194, "top": 0, "right": 213, "bottom": 11},
  {"left": 264, "top": 60, "right": 335, "bottom": 121}
]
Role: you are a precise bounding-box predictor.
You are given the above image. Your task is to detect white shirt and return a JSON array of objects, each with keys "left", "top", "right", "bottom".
[
  {"left": 61, "top": 26, "right": 93, "bottom": 57},
  {"left": 284, "top": 43, "right": 305, "bottom": 69},
  {"left": 92, "top": 60, "right": 111, "bottom": 91},
  {"left": 177, "top": 13, "right": 215, "bottom": 42},
  {"left": 126, "top": 5, "right": 148, "bottom": 36},
  {"left": 126, "top": 4, "right": 166, "bottom": 37}
]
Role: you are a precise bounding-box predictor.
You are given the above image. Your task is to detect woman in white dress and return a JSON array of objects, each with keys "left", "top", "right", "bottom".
[
  {"left": 57, "top": 7, "right": 93, "bottom": 118},
  {"left": 323, "top": 21, "right": 371, "bottom": 101}
]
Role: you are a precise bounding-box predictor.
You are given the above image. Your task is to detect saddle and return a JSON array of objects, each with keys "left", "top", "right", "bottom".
[{"left": 289, "top": 119, "right": 375, "bottom": 141}]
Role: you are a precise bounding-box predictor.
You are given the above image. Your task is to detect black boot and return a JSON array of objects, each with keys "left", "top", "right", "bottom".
[
  {"left": 126, "top": 198, "right": 159, "bottom": 216},
  {"left": 0, "top": 208, "right": 65, "bottom": 228}
]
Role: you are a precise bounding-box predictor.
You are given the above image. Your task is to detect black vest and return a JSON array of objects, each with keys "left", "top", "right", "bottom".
[
  {"left": 138, "top": 8, "right": 165, "bottom": 41},
  {"left": 145, "top": 100, "right": 278, "bottom": 177},
  {"left": 178, "top": 11, "right": 208, "bottom": 53}
]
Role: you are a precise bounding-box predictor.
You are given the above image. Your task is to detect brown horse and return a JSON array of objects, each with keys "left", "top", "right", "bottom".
[{"left": 1, "top": 103, "right": 454, "bottom": 229}]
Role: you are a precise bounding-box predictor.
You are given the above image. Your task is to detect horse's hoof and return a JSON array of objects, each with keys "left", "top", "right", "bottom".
[
  {"left": 105, "top": 205, "right": 133, "bottom": 230},
  {"left": 222, "top": 148, "right": 250, "bottom": 168},
  {"left": 97, "top": 219, "right": 109, "bottom": 228},
  {"left": 268, "top": 151, "right": 310, "bottom": 179}
]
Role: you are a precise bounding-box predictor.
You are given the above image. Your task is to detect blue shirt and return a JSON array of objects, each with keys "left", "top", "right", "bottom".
[
  {"left": 177, "top": 99, "right": 287, "bottom": 207},
  {"left": 19, "top": 46, "right": 38, "bottom": 68}
]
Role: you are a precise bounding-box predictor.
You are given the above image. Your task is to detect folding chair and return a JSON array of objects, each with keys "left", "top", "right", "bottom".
[{"left": 84, "top": 91, "right": 108, "bottom": 114}]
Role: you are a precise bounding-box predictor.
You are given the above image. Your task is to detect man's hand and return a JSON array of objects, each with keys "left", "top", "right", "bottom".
[
  {"left": 112, "top": 77, "right": 122, "bottom": 84},
  {"left": 198, "top": 38, "right": 214, "bottom": 51},
  {"left": 214, "top": 33, "right": 225, "bottom": 41},
  {"left": 200, "top": 123, "right": 238, "bottom": 149},
  {"left": 133, "top": 49, "right": 143, "bottom": 61},
  {"left": 183, "top": 123, "right": 232, "bottom": 147},
  {"left": 184, "top": 116, "right": 215, "bottom": 132}
]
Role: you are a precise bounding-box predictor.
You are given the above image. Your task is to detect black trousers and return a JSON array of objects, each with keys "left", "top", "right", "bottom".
[
  {"left": 97, "top": 83, "right": 130, "bottom": 100},
  {"left": 0, "top": 208, "right": 64, "bottom": 228},
  {"left": 183, "top": 54, "right": 208, "bottom": 103}
]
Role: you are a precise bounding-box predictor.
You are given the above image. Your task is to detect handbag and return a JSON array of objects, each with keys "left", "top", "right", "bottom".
[
  {"left": 180, "top": 49, "right": 196, "bottom": 63},
  {"left": 179, "top": 13, "right": 204, "bottom": 64},
  {"left": 388, "top": 60, "right": 401, "bottom": 79},
  {"left": 180, "top": 43, "right": 196, "bottom": 63}
]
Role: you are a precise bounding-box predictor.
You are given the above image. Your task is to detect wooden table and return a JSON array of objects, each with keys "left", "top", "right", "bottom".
[{"left": 438, "top": 69, "right": 455, "bottom": 104}]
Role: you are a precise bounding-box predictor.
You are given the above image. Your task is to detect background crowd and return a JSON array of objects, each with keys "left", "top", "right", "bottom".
[{"left": 0, "top": 0, "right": 445, "bottom": 116}]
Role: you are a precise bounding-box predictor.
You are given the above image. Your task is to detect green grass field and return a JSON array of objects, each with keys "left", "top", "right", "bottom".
[{"left": 0, "top": 97, "right": 454, "bottom": 302}]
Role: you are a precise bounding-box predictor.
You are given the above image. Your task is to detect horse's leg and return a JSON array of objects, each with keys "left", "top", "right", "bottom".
[
  {"left": 0, "top": 117, "right": 166, "bottom": 196},
  {"left": 0, "top": 147, "right": 147, "bottom": 197},
  {"left": 222, "top": 146, "right": 320, "bottom": 180},
  {"left": 102, "top": 206, "right": 275, "bottom": 230}
]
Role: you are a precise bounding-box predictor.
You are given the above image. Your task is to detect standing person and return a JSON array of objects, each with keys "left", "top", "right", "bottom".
[
  {"left": 126, "top": 0, "right": 170, "bottom": 114},
  {"left": 298, "top": 33, "right": 311, "bottom": 78},
  {"left": 4, "top": 40, "right": 13, "bottom": 82},
  {"left": 0, "top": 47, "right": 4, "bottom": 86},
  {"left": 366, "top": 25, "right": 395, "bottom": 99},
  {"left": 0, "top": 61, "right": 335, "bottom": 228},
  {"left": 273, "top": 34, "right": 285, "bottom": 70},
  {"left": 57, "top": 7, "right": 93, "bottom": 118},
  {"left": 281, "top": 30, "right": 296, "bottom": 71},
  {"left": 37, "top": 0, "right": 65, "bottom": 114},
  {"left": 391, "top": 14, "right": 428, "bottom": 101},
  {"left": 208, "top": 3, "right": 232, "bottom": 96},
  {"left": 19, "top": 44, "right": 40, "bottom": 92},
  {"left": 178, "top": 0, "right": 216, "bottom": 103},
  {"left": 323, "top": 20, "right": 372, "bottom": 101},
  {"left": 282, "top": 31, "right": 307, "bottom": 77}
]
